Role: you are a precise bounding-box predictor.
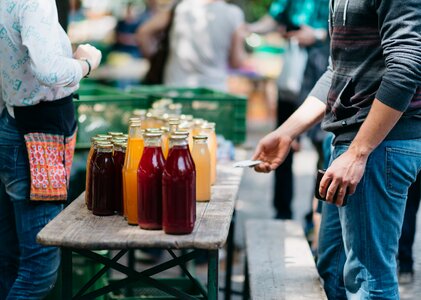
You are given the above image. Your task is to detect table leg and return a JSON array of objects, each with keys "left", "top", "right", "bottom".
[
  {"left": 208, "top": 249, "right": 219, "bottom": 300},
  {"left": 224, "top": 210, "right": 236, "bottom": 300},
  {"left": 62, "top": 248, "right": 72, "bottom": 300}
]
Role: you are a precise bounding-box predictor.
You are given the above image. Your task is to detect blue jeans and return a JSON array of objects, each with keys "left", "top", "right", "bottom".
[
  {"left": 317, "top": 139, "right": 421, "bottom": 299},
  {"left": 0, "top": 110, "right": 62, "bottom": 300}
]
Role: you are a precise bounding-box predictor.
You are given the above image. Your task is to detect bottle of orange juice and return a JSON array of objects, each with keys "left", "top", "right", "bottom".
[
  {"left": 201, "top": 123, "right": 217, "bottom": 185},
  {"left": 161, "top": 127, "right": 170, "bottom": 159},
  {"left": 192, "top": 135, "right": 211, "bottom": 202},
  {"left": 192, "top": 119, "right": 204, "bottom": 136},
  {"left": 123, "top": 122, "right": 144, "bottom": 225}
]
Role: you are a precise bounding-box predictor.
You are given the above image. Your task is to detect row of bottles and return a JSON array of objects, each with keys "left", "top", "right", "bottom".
[{"left": 85, "top": 120, "right": 215, "bottom": 235}]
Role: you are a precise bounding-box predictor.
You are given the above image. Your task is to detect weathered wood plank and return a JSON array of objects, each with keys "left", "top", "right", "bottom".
[
  {"left": 246, "top": 220, "right": 327, "bottom": 300},
  {"left": 37, "top": 160, "right": 244, "bottom": 250}
]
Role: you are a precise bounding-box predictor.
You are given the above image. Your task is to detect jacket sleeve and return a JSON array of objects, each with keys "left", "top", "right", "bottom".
[
  {"left": 19, "top": 0, "right": 82, "bottom": 87},
  {"left": 309, "top": 56, "right": 333, "bottom": 104},
  {"left": 375, "top": 0, "right": 421, "bottom": 112}
]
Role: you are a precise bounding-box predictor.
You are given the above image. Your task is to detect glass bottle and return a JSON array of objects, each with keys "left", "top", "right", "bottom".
[
  {"left": 108, "top": 132, "right": 124, "bottom": 138},
  {"left": 113, "top": 142, "right": 126, "bottom": 215},
  {"left": 168, "top": 120, "right": 180, "bottom": 134},
  {"left": 192, "top": 136, "right": 211, "bottom": 202},
  {"left": 85, "top": 138, "right": 108, "bottom": 210},
  {"left": 161, "top": 127, "right": 170, "bottom": 159},
  {"left": 137, "top": 132, "right": 166, "bottom": 230},
  {"left": 192, "top": 119, "right": 205, "bottom": 136},
  {"left": 162, "top": 135, "right": 196, "bottom": 234},
  {"left": 201, "top": 122, "right": 217, "bottom": 185},
  {"left": 123, "top": 122, "right": 144, "bottom": 224},
  {"left": 92, "top": 143, "right": 115, "bottom": 216}
]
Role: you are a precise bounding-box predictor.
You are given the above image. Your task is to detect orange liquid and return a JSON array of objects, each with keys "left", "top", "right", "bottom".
[
  {"left": 206, "top": 131, "right": 217, "bottom": 185},
  {"left": 85, "top": 144, "right": 95, "bottom": 206},
  {"left": 123, "top": 137, "right": 144, "bottom": 225},
  {"left": 192, "top": 143, "right": 211, "bottom": 202},
  {"left": 162, "top": 134, "right": 169, "bottom": 159}
]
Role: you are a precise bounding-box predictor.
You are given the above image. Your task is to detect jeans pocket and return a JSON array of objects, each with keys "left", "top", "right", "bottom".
[{"left": 386, "top": 147, "right": 421, "bottom": 198}]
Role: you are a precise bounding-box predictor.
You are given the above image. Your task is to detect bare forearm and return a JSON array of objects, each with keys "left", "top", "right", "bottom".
[
  {"left": 275, "top": 96, "right": 326, "bottom": 139},
  {"left": 247, "top": 15, "right": 278, "bottom": 34},
  {"left": 348, "top": 99, "right": 403, "bottom": 158}
]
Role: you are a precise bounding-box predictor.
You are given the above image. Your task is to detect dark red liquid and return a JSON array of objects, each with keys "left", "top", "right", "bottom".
[
  {"left": 137, "top": 146, "right": 165, "bottom": 229},
  {"left": 162, "top": 145, "right": 196, "bottom": 234},
  {"left": 92, "top": 151, "right": 115, "bottom": 216},
  {"left": 86, "top": 148, "right": 98, "bottom": 210},
  {"left": 113, "top": 149, "right": 125, "bottom": 215}
]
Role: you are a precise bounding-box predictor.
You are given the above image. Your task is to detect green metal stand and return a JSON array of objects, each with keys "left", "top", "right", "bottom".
[{"left": 60, "top": 248, "right": 221, "bottom": 300}]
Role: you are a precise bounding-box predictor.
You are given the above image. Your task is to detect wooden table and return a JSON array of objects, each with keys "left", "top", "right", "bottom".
[{"left": 37, "top": 162, "right": 244, "bottom": 300}]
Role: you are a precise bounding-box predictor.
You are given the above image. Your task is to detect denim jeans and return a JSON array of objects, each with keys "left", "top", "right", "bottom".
[
  {"left": 398, "top": 172, "right": 421, "bottom": 273},
  {"left": 317, "top": 138, "right": 421, "bottom": 299},
  {"left": 0, "top": 110, "right": 62, "bottom": 300}
]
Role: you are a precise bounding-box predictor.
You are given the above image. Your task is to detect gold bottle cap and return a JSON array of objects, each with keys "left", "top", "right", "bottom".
[
  {"left": 193, "top": 135, "right": 208, "bottom": 140},
  {"left": 170, "top": 134, "right": 188, "bottom": 140},
  {"left": 96, "top": 134, "right": 112, "bottom": 139},
  {"left": 98, "top": 143, "right": 113, "bottom": 149},
  {"left": 108, "top": 132, "right": 124, "bottom": 136},
  {"left": 144, "top": 132, "right": 162, "bottom": 138}
]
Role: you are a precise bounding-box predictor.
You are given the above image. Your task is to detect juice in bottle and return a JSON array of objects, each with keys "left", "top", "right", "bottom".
[
  {"left": 85, "top": 137, "right": 98, "bottom": 208},
  {"left": 92, "top": 143, "right": 115, "bottom": 216},
  {"left": 201, "top": 123, "right": 217, "bottom": 185},
  {"left": 123, "top": 122, "right": 144, "bottom": 224},
  {"left": 113, "top": 142, "right": 126, "bottom": 215},
  {"left": 86, "top": 138, "right": 108, "bottom": 210},
  {"left": 161, "top": 127, "right": 170, "bottom": 159},
  {"left": 162, "top": 135, "right": 196, "bottom": 234},
  {"left": 137, "top": 132, "right": 166, "bottom": 229},
  {"left": 192, "top": 135, "right": 211, "bottom": 202},
  {"left": 122, "top": 119, "right": 140, "bottom": 217},
  {"left": 192, "top": 119, "right": 204, "bottom": 136}
]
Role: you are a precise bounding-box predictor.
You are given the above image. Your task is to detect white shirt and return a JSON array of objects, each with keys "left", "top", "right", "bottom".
[
  {"left": 0, "top": 0, "right": 82, "bottom": 115},
  {"left": 164, "top": 0, "right": 244, "bottom": 92}
]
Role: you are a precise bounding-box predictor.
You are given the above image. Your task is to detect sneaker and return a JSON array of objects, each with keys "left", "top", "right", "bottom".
[{"left": 398, "top": 271, "right": 414, "bottom": 285}]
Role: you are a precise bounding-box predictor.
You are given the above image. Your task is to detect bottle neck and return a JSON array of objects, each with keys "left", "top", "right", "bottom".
[
  {"left": 194, "top": 140, "right": 208, "bottom": 146},
  {"left": 171, "top": 139, "right": 189, "bottom": 148},
  {"left": 97, "top": 148, "right": 113, "bottom": 154},
  {"left": 144, "top": 137, "right": 162, "bottom": 148}
]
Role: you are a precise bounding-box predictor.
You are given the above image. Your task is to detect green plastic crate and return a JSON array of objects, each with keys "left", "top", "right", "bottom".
[
  {"left": 75, "top": 86, "right": 152, "bottom": 149},
  {"left": 107, "top": 278, "right": 205, "bottom": 300},
  {"left": 45, "top": 251, "right": 109, "bottom": 300},
  {"left": 127, "top": 86, "right": 247, "bottom": 144}
]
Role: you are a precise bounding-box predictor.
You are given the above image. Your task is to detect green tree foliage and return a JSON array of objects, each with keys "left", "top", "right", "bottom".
[{"left": 230, "top": 0, "right": 272, "bottom": 22}]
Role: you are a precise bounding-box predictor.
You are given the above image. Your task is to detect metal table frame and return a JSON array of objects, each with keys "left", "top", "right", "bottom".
[{"left": 61, "top": 248, "right": 219, "bottom": 300}]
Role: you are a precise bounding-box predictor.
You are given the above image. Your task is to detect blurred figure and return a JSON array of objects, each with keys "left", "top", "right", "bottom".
[
  {"left": 248, "top": 0, "right": 329, "bottom": 220},
  {"left": 69, "top": 0, "right": 85, "bottom": 23},
  {"left": 114, "top": 0, "right": 159, "bottom": 58},
  {"left": 137, "top": 0, "right": 246, "bottom": 91}
]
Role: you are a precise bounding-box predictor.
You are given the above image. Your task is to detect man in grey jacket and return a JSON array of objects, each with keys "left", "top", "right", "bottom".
[{"left": 253, "top": 0, "right": 421, "bottom": 299}]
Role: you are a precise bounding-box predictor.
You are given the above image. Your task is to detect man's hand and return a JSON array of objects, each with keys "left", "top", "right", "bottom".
[
  {"left": 252, "top": 130, "right": 293, "bottom": 173},
  {"left": 319, "top": 148, "right": 368, "bottom": 206},
  {"left": 284, "top": 25, "right": 325, "bottom": 47}
]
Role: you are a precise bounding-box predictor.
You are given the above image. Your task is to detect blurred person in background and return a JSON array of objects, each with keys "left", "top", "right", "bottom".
[
  {"left": 247, "top": 0, "right": 329, "bottom": 220},
  {"left": 114, "top": 0, "right": 159, "bottom": 58},
  {"left": 137, "top": 0, "right": 246, "bottom": 91},
  {"left": 69, "top": 0, "right": 85, "bottom": 23},
  {"left": 0, "top": 0, "right": 101, "bottom": 298}
]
